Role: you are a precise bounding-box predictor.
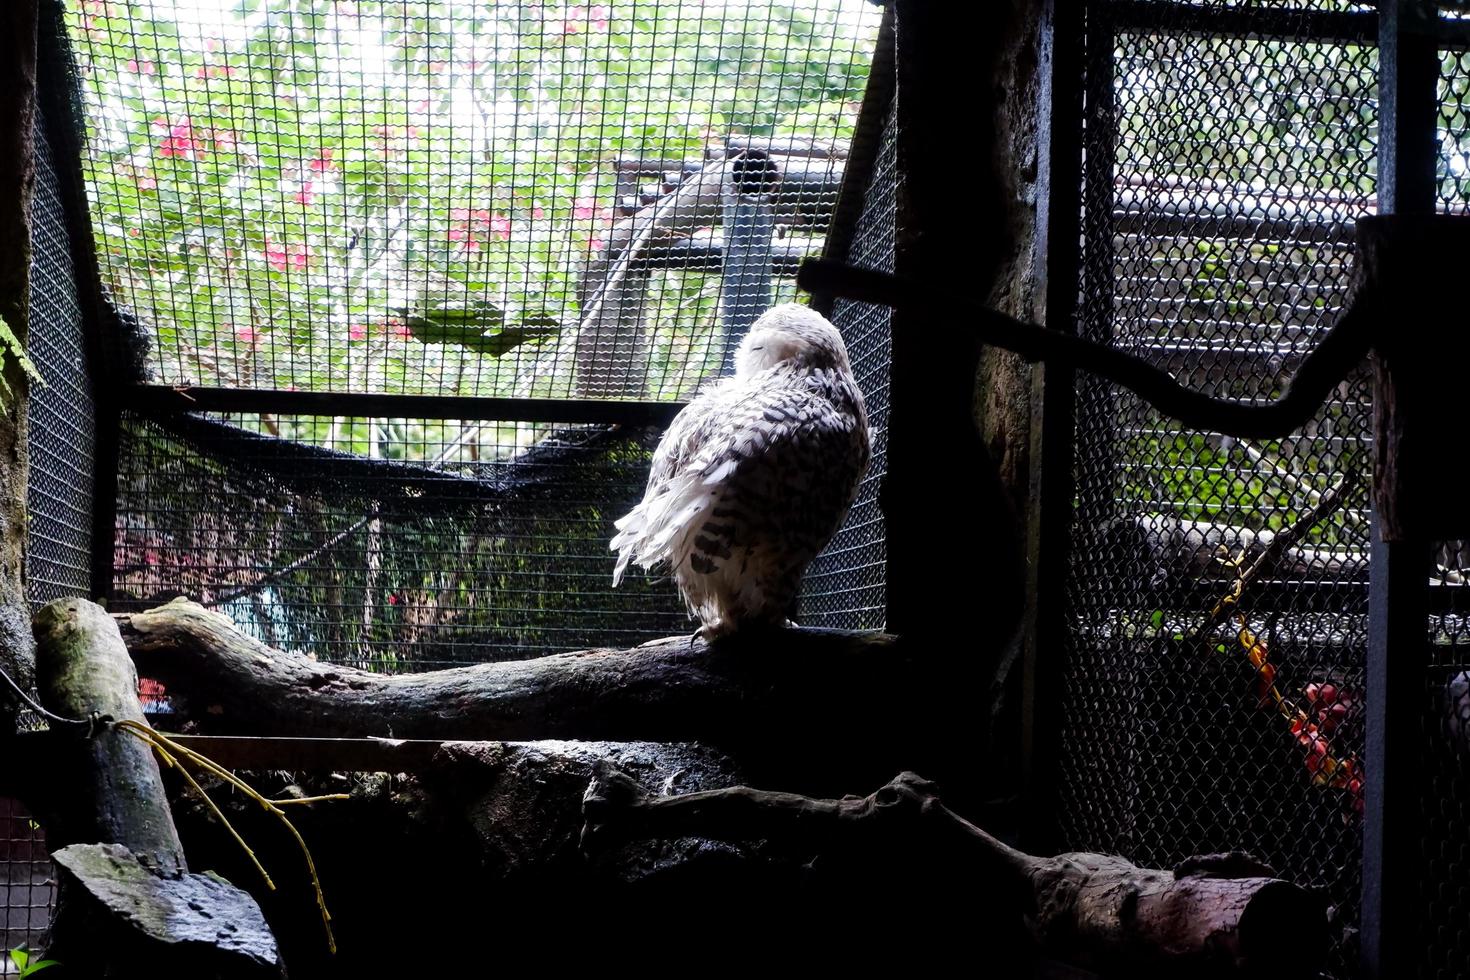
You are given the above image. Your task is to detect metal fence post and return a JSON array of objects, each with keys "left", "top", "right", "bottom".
[
  {"left": 719, "top": 151, "right": 778, "bottom": 374},
  {"left": 1362, "top": 4, "right": 1439, "bottom": 975}
]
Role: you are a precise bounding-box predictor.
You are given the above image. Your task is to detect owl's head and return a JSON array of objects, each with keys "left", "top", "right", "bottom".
[{"left": 733, "top": 303, "right": 853, "bottom": 377}]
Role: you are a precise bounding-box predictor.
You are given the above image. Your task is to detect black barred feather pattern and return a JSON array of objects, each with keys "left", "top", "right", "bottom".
[{"left": 611, "top": 304, "right": 871, "bottom": 637}]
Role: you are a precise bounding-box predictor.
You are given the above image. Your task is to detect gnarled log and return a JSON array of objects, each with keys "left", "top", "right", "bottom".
[
  {"left": 117, "top": 598, "right": 982, "bottom": 791},
  {"left": 33, "top": 598, "right": 281, "bottom": 978},
  {"left": 583, "top": 768, "right": 1327, "bottom": 978}
]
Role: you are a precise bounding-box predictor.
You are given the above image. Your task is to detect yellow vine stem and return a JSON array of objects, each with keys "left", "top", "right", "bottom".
[{"left": 110, "top": 719, "right": 346, "bottom": 954}]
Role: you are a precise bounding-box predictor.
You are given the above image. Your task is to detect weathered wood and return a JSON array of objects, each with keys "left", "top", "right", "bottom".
[
  {"left": 51, "top": 843, "right": 282, "bottom": 979},
  {"left": 1359, "top": 214, "right": 1470, "bottom": 540},
  {"left": 33, "top": 598, "right": 285, "bottom": 977},
  {"left": 116, "top": 600, "right": 954, "bottom": 782},
  {"left": 164, "top": 740, "right": 752, "bottom": 974},
  {"left": 34, "top": 598, "right": 184, "bottom": 871},
  {"left": 583, "top": 769, "right": 1327, "bottom": 978}
]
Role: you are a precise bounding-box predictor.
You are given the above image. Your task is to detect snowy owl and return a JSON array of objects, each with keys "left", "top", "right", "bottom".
[{"left": 611, "top": 303, "right": 871, "bottom": 638}]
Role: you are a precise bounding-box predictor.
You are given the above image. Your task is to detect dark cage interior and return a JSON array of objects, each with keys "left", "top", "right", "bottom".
[
  {"left": 9, "top": 0, "right": 1470, "bottom": 977},
  {"left": 1056, "top": 6, "right": 1375, "bottom": 978},
  {"left": 3, "top": 0, "right": 899, "bottom": 965},
  {"left": 1033, "top": 3, "right": 1470, "bottom": 980}
]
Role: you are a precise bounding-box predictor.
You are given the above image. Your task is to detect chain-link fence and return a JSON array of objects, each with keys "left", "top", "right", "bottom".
[{"left": 1054, "top": 5, "right": 1377, "bottom": 977}]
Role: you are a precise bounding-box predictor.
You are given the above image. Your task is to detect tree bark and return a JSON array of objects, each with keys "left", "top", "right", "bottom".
[
  {"left": 33, "top": 598, "right": 282, "bottom": 978},
  {"left": 115, "top": 599, "right": 977, "bottom": 788},
  {"left": 34, "top": 598, "right": 184, "bottom": 870},
  {"left": 583, "top": 768, "right": 1327, "bottom": 978}
]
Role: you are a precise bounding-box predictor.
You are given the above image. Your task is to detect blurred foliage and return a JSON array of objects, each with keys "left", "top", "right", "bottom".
[{"left": 67, "top": 0, "right": 879, "bottom": 412}]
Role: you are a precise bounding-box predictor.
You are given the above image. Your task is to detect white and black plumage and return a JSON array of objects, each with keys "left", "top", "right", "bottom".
[{"left": 610, "top": 303, "right": 871, "bottom": 638}]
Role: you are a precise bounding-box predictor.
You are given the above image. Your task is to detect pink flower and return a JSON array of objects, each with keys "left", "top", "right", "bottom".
[
  {"left": 388, "top": 319, "right": 411, "bottom": 339},
  {"left": 125, "top": 59, "right": 156, "bottom": 75},
  {"left": 347, "top": 323, "right": 367, "bottom": 342},
  {"left": 307, "top": 149, "right": 337, "bottom": 173},
  {"left": 532, "top": 206, "right": 545, "bottom": 220},
  {"left": 293, "top": 180, "right": 316, "bottom": 205},
  {"left": 556, "top": 5, "right": 610, "bottom": 35},
  {"left": 572, "top": 197, "right": 596, "bottom": 221},
  {"left": 590, "top": 236, "right": 605, "bottom": 253},
  {"left": 264, "top": 240, "right": 310, "bottom": 272},
  {"left": 489, "top": 214, "right": 512, "bottom": 240},
  {"left": 137, "top": 173, "right": 158, "bottom": 191},
  {"left": 234, "top": 324, "right": 258, "bottom": 345},
  {"left": 157, "top": 121, "right": 208, "bottom": 159}
]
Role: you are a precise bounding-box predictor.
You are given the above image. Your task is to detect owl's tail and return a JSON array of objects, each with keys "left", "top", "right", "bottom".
[{"left": 609, "top": 471, "right": 711, "bottom": 586}]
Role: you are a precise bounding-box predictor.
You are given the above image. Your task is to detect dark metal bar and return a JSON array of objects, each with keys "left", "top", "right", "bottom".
[
  {"left": 1361, "top": 529, "right": 1433, "bottom": 978},
  {"left": 1021, "top": 0, "right": 1086, "bottom": 856},
  {"left": 1076, "top": 1, "right": 1123, "bottom": 525},
  {"left": 1361, "top": 4, "right": 1440, "bottom": 977},
  {"left": 638, "top": 235, "right": 809, "bottom": 274},
  {"left": 1103, "top": 0, "right": 1377, "bottom": 45},
  {"left": 122, "top": 384, "right": 687, "bottom": 426},
  {"left": 796, "top": 258, "right": 1375, "bottom": 442}
]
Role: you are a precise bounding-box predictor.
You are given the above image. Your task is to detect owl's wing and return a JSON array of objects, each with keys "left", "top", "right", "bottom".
[{"left": 611, "top": 372, "right": 867, "bottom": 585}]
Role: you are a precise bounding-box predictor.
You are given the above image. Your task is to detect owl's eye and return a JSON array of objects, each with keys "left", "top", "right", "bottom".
[{"left": 750, "top": 346, "right": 764, "bottom": 351}]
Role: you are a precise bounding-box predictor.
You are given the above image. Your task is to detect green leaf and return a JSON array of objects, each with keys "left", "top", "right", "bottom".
[
  {"left": 0, "top": 313, "right": 42, "bottom": 399},
  {"left": 10, "top": 948, "right": 28, "bottom": 971}
]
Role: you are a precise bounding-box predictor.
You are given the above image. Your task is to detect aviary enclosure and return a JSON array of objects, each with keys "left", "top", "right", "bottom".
[{"left": 0, "top": 0, "right": 1467, "bottom": 977}]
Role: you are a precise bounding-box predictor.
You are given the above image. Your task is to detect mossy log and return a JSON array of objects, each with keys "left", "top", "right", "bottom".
[
  {"left": 33, "top": 598, "right": 281, "bottom": 978},
  {"left": 115, "top": 598, "right": 967, "bottom": 789},
  {"left": 34, "top": 598, "right": 184, "bottom": 869},
  {"left": 583, "top": 768, "right": 1328, "bottom": 978}
]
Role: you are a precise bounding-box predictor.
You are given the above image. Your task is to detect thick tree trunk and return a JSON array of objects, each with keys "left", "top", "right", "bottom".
[
  {"left": 34, "top": 598, "right": 184, "bottom": 870},
  {"left": 117, "top": 597, "right": 996, "bottom": 795},
  {"left": 583, "top": 768, "right": 1327, "bottom": 978},
  {"left": 117, "top": 599, "right": 971, "bottom": 771},
  {"left": 33, "top": 598, "right": 282, "bottom": 978}
]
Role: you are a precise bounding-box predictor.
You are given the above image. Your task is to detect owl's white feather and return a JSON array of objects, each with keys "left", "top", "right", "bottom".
[{"left": 611, "top": 303, "right": 871, "bottom": 637}]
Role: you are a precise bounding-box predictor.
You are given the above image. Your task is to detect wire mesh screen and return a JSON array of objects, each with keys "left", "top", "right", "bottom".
[
  {"left": 112, "top": 411, "right": 690, "bottom": 665},
  {"left": 27, "top": 106, "right": 97, "bottom": 609},
  {"left": 0, "top": 798, "right": 52, "bottom": 959},
  {"left": 798, "top": 94, "right": 893, "bottom": 631},
  {"left": 1056, "top": 7, "right": 1377, "bottom": 978},
  {"left": 64, "top": 0, "right": 882, "bottom": 400},
  {"left": 1425, "top": 545, "right": 1470, "bottom": 980}
]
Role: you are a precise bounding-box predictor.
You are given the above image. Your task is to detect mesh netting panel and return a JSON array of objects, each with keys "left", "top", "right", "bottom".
[
  {"left": 1425, "top": 546, "right": 1470, "bottom": 980},
  {"left": 1057, "top": 9, "right": 1377, "bottom": 978},
  {"left": 0, "top": 798, "right": 52, "bottom": 957},
  {"left": 65, "top": 0, "right": 881, "bottom": 399},
  {"left": 27, "top": 107, "right": 97, "bottom": 609},
  {"left": 112, "top": 411, "right": 690, "bottom": 666},
  {"left": 799, "top": 96, "right": 893, "bottom": 631}
]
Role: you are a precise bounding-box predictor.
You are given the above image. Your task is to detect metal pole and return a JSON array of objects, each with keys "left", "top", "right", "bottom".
[
  {"left": 719, "top": 181, "right": 775, "bottom": 375},
  {"left": 1021, "top": 0, "right": 1086, "bottom": 855},
  {"left": 1361, "top": 3, "right": 1438, "bottom": 976}
]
